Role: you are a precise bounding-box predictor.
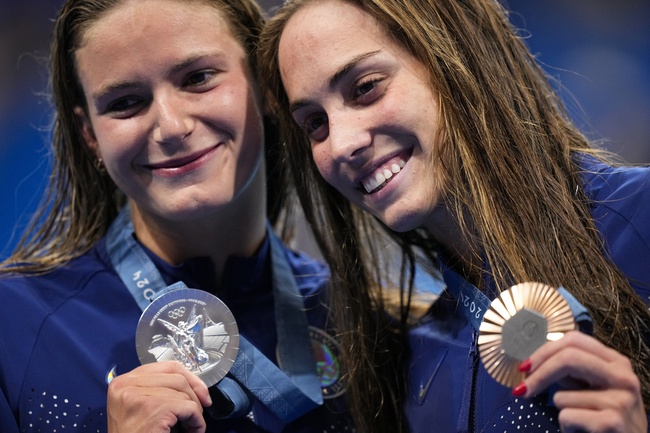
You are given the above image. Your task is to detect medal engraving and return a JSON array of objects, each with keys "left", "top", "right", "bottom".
[
  {"left": 478, "top": 282, "right": 576, "bottom": 388},
  {"left": 136, "top": 288, "right": 239, "bottom": 387},
  {"left": 501, "top": 308, "right": 547, "bottom": 361}
]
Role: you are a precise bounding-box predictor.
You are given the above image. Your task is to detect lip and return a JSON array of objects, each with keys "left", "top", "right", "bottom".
[
  {"left": 145, "top": 144, "right": 221, "bottom": 177},
  {"left": 354, "top": 149, "right": 412, "bottom": 193}
]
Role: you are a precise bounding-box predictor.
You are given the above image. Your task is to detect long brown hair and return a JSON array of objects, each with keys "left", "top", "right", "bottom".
[
  {"left": 2, "top": 0, "right": 290, "bottom": 273},
  {"left": 258, "top": 0, "right": 650, "bottom": 429}
]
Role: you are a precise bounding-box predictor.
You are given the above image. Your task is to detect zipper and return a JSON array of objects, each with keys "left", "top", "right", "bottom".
[
  {"left": 456, "top": 330, "right": 480, "bottom": 433},
  {"left": 467, "top": 332, "right": 480, "bottom": 433}
]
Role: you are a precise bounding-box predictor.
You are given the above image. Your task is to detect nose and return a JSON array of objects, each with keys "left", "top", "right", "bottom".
[
  {"left": 326, "top": 111, "right": 372, "bottom": 164},
  {"left": 152, "top": 94, "right": 193, "bottom": 144}
]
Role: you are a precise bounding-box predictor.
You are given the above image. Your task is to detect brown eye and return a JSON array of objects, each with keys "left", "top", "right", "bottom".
[
  {"left": 183, "top": 70, "right": 217, "bottom": 88},
  {"left": 305, "top": 115, "right": 326, "bottom": 134},
  {"left": 297, "top": 112, "right": 328, "bottom": 142},
  {"left": 357, "top": 80, "right": 375, "bottom": 96},
  {"left": 105, "top": 96, "right": 145, "bottom": 116}
]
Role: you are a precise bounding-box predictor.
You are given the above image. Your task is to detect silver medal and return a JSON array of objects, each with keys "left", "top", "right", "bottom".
[{"left": 136, "top": 288, "right": 239, "bottom": 387}]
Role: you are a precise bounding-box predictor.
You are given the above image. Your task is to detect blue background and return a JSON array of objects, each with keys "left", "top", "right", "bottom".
[{"left": 1, "top": 0, "right": 649, "bottom": 259}]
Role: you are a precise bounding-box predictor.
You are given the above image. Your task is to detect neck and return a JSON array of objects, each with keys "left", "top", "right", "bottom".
[
  {"left": 130, "top": 167, "right": 268, "bottom": 286},
  {"left": 423, "top": 203, "right": 482, "bottom": 287}
]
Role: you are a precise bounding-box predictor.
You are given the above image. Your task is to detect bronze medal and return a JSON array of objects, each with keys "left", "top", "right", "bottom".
[{"left": 478, "top": 282, "right": 576, "bottom": 388}]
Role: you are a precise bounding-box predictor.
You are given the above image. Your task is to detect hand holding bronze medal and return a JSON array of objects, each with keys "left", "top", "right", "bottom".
[
  {"left": 135, "top": 287, "right": 240, "bottom": 387},
  {"left": 478, "top": 282, "right": 576, "bottom": 388}
]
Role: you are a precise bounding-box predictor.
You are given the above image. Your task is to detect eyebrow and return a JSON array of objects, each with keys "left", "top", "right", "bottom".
[
  {"left": 92, "top": 80, "right": 141, "bottom": 105},
  {"left": 289, "top": 50, "right": 382, "bottom": 113},
  {"left": 91, "top": 51, "right": 226, "bottom": 103}
]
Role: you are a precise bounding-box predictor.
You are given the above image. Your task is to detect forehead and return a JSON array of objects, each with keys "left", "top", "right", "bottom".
[
  {"left": 73, "top": 0, "right": 250, "bottom": 101},
  {"left": 279, "top": 0, "right": 383, "bottom": 52},
  {"left": 278, "top": 1, "right": 386, "bottom": 73},
  {"left": 278, "top": 0, "right": 424, "bottom": 101},
  {"left": 75, "top": 0, "right": 246, "bottom": 70},
  {"left": 78, "top": 0, "right": 236, "bottom": 50}
]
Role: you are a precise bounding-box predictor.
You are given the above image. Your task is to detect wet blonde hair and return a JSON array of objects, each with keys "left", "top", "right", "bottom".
[{"left": 2, "top": 0, "right": 290, "bottom": 273}]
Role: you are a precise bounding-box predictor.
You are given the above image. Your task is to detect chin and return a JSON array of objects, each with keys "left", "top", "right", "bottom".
[
  {"left": 157, "top": 199, "right": 225, "bottom": 222},
  {"left": 380, "top": 211, "right": 426, "bottom": 233}
]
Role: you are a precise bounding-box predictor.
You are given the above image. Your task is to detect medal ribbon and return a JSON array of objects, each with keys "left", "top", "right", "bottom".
[
  {"left": 439, "top": 260, "right": 592, "bottom": 333},
  {"left": 106, "top": 206, "right": 323, "bottom": 423}
]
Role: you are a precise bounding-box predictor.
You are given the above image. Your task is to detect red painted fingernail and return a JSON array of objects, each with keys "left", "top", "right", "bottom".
[
  {"left": 518, "top": 358, "right": 531, "bottom": 372},
  {"left": 512, "top": 382, "right": 527, "bottom": 397}
]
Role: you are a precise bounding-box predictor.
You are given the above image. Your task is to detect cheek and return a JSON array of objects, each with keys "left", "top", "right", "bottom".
[
  {"left": 91, "top": 121, "right": 144, "bottom": 173},
  {"left": 311, "top": 146, "right": 336, "bottom": 183},
  {"left": 221, "top": 74, "right": 261, "bottom": 119},
  {"left": 91, "top": 122, "right": 128, "bottom": 158},
  {"left": 237, "top": 101, "right": 265, "bottom": 167},
  {"left": 224, "top": 81, "right": 264, "bottom": 147}
]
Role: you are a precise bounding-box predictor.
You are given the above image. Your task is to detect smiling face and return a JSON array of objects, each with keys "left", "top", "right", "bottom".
[
  {"left": 74, "top": 0, "right": 264, "bottom": 224},
  {"left": 278, "top": 0, "right": 447, "bottom": 232}
]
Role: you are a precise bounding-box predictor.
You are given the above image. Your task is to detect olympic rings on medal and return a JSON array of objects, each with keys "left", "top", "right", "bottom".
[{"left": 167, "top": 306, "right": 186, "bottom": 319}]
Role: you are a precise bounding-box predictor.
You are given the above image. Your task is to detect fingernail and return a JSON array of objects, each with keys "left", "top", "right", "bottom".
[
  {"left": 512, "top": 382, "right": 527, "bottom": 397},
  {"left": 518, "top": 358, "right": 531, "bottom": 372}
]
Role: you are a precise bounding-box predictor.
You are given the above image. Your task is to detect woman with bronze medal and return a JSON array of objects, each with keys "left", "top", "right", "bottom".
[
  {"left": 258, "top": 0, "right": 650, "bottom": 432},
  {"left": 0, "top": 0, "right": 352, "bottom": 432}
]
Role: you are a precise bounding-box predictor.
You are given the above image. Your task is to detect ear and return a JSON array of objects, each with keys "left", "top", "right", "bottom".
[{"left": 74, "top": 106, "right": 100, "bottom": 158}]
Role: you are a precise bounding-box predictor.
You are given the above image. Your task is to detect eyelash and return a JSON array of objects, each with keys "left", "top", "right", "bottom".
[
  {"left": 105, "top": 96, "right": 143, "bottom": 115},
  {"left": 302, "top": 114, "right": 327, "bottom": 137},
  {"left": 184, "top": 69, "right": 217, "bottom": 87},
  {"left": 353, "top": 77, "right": 381, "bottom": 101},
  {"left": 103, "top": 69, "right": 219, "bottom": 116},
  {"left": 298, "top": 75, "right": 386, "bottom": 140}
]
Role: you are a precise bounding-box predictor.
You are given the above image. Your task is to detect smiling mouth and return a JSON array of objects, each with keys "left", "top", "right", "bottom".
[
  {"left": 361, "top": 158, "right": 406, "bottom": 194},
  {"left": 146, "top": 146, "right": 218, "bottom": 171}
]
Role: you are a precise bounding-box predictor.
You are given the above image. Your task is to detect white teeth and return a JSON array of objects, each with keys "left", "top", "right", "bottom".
[
  {"left": 361, "top": 158, "right": 406, "bottom": 193},
  {"left": 363, "top": 177, "right": 379, "bottom": 193}
]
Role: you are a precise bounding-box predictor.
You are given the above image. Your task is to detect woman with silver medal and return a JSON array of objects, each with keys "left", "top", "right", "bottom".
[
  {"left": 0, "top": 0, "right": 353, "bottom": 432},
  {"left": 257, "top": 0, "right": 650, "bottom": 432}
]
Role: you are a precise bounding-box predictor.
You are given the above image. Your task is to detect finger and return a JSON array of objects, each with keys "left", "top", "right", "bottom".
[
  {"left": 155, "top": 363, "right": 211, "bottom": 408},
  {"left": 107, "top": 393, "right": 205, "bottom": 433},
  {"left": 553, "top": 388, "right": 647, "bottom": 433},
  {"left": 108, "top": 376, "right": 209, "bottom": 433},
  {"left": 524, "top": 347, "right": 612, "bottom": 396},
  {"left": 109, "top": 374, "right": 200, "bottom": 410},
  {"left": 523, "top": 335, "right": 637, "bottom": 396},
  {"left": 173, "top": 399, "right": 208, "bottom": 433},
  {"left": 554, "top": 387, "right": 646, "bottom": 432},
  {"left": 111, "top": 362, "right": 211, "bottom": 407},
  {"left": 556, "top": 407, "right": 627, "bottom": 433},
  {"left": 555, "top": 403, "right": 647, "bottom": 433},
  {"left": 553, "top": 388, "right": 636, "bottom": 411},
  {"left": 529, "top": 332, "right": 619, "bottom": 367}
]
